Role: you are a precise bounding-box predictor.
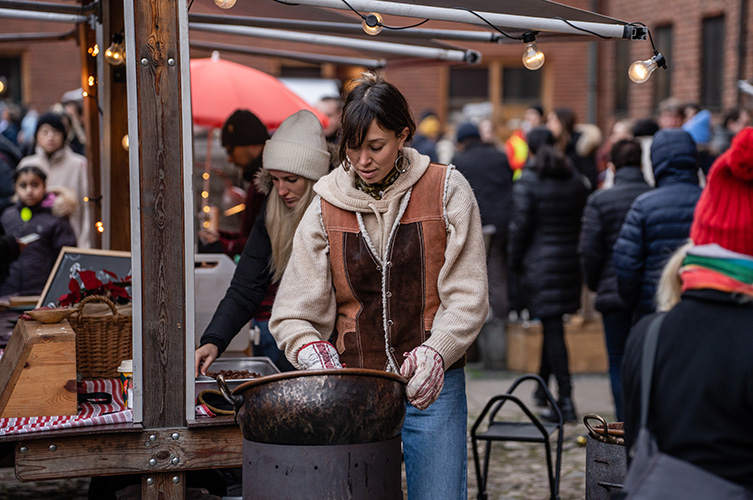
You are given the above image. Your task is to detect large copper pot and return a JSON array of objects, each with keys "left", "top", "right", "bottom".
[{"left": 218, "top": 368, "right": 406, "bottom": 445}]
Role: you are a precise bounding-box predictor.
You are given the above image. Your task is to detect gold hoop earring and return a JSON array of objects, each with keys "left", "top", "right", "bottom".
[{"left": 395, "top": 150, "right": 411, "bottom": 174}]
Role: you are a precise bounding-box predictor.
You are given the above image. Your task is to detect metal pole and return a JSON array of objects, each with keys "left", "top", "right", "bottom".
[
  {"left": 189, "top": 23, "right": 480, "bottom": 63},
  {"left": 0, "top": 8, "right": 87, "bottom": 22},
  {"left": 188, "top": 12, "right": 500, "bottom": 43},
  {"left": 190, "top": 40, "right": 386, "bottom": 68},
  {"left": 274, "top": 0, "right": 635, "bottom": 39},
  {"left": 0, "top": 30, "right": 75, "bottom": 42},
  {"left": 0, "top": 0, "right": 94, "bottom": 15}
]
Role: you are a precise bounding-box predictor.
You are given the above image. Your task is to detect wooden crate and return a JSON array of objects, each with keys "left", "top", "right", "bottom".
[
  {"left": 506, "top": 315, "right": 608, "bottom": 373},
  {"left": 0, "top": 319, "right": 77, "bottom": 418}
]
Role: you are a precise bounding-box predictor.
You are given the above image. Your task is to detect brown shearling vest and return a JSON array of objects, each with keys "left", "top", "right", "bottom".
[{"left": 321, "top": 163, "right": 465, "bottom": 372}]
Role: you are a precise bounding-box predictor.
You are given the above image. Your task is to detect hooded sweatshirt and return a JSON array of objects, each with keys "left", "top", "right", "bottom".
[{"left": 269, "top": 148, "right": 488, "bottom": 370}]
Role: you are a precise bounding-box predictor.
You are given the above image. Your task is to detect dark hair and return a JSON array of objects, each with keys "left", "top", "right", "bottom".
[
  {"left": 526, "top": 104, "right": 544, "bottom": 117},
  {"left": 632, "top": 118, "right": 659, "bottom": 137},
  {"left": 609, "top": 139, "right": 642, "bottom": 169},
  {"left": 534, "top": 144, "right": 572, "bottom": 178},
  {"left": 723, "top": 108, "right": 744, "bottom": 127},
  {"left": 14, "top": 165, "right": 47, "bottom": 183},
  {"left": 551, "top": 107, "right": 576, "bottom": 135},
  {"left": 338, "top": 72, "right": 416, "bottom": 165},
  {"left": 526, "top": 126, "right": 555, "bottom": 156}
]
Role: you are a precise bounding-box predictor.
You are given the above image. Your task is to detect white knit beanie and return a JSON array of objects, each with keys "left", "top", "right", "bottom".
[{"left": 262, "top": 110, "right": 330, "bottom": 181}]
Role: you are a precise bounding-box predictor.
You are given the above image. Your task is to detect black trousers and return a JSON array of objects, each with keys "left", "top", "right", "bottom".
[{"left": 538, "top": 315, "right": 572, "bottom": 400}]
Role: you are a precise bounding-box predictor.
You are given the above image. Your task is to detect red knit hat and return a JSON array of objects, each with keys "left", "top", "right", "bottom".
[{"left": 690, "top": 127, "right": 753, "bottom": 255}]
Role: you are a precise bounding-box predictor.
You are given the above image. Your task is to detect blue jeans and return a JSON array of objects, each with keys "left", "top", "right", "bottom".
[
  {"left": 402, "top": 367, "right": 467, "bottom": 500},
  {"left": 601, "top": 310, "right": 632, "bottom": 421}
]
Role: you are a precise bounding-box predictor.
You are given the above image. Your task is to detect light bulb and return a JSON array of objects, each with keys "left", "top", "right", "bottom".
[
  {"left": 628, "top": 52, "right": 666, "bottom": 83},
  {"left": 521, "top": 32, "right": 544, "bottom": 71},
  {"left": 214, "top": 0, "right": 236, "bottom": 9},
  {"left": 522, "top": 41, "right": 545, "bottom": 70},
  {"left": 0, "top": 77, "right": 6, "bottom": 95},
  {"left": 121, "top": 134, "right": 129, "bottom": 151},
  {"left": 105, "top": 36, "right": 125, "bottom": 66},
  {"left": 362, "top": 13, "right": 383, "bottom": 36}
]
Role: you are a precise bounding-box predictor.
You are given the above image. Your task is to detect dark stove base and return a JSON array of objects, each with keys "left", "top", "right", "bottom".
[{"left": 242, "top": 436, "right": 403, "bottom": 500}]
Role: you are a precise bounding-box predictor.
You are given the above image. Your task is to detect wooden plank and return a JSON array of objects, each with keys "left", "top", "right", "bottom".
[
  {"left": 144, "top": 472, "right": 185, "bottom": 500},
  {"left": 14, "top": 426, "right": 243, "bottom": 481},
  {"left": 129, "top": 0, "right": 188, "bottom": 428},
  {"left": 0, "top": 321, "right": 77, "bottom": 418}
]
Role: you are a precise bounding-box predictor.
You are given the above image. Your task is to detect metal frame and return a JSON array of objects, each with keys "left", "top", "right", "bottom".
[{"left": 470, "top": 374, "right": 564, "bottom": 500}]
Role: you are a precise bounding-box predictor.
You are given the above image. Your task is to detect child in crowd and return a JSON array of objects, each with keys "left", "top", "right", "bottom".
[{"left": 0, "top": 165, "right": 76, "bottom": 296}]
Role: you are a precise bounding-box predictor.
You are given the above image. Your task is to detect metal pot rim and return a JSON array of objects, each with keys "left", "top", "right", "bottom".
[{"left": 230, "top": 367, "right": 407, "bottom": 395}]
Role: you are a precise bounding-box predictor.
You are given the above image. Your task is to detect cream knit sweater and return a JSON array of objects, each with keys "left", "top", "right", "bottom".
[{"left": 269, "top": 147, "right": 489, "bottom": 370}]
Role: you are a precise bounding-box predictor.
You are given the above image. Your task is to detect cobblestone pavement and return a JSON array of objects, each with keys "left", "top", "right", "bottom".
[{"left": 0, "top": 369, "right": 615, "bottom": 499}]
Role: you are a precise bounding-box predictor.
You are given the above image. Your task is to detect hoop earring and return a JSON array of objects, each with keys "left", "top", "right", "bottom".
[
  {"left": 344, "top": 156, "right": 353, "bottom": 172},
  {"left": 395, "top": 150, "right": 411, "bottom": 174}
]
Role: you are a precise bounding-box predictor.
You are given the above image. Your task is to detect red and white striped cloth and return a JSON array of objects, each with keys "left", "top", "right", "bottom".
[{"left": 0, "top": 378, "right": 133, "bottom": 436}]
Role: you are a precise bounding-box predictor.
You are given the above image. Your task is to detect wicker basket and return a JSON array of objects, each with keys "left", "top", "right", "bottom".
[{"left": 69, "top": 295, "right": 132, "bottom": 379}]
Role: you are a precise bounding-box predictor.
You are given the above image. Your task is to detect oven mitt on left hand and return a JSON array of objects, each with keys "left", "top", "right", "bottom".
[{"left": 198, "top": 389, "right": 235, "bottom": 415}]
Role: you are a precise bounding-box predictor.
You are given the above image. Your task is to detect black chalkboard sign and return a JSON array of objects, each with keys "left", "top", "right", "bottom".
[{"left": 36, "top": 247, "right": 132, "bottom": 308}]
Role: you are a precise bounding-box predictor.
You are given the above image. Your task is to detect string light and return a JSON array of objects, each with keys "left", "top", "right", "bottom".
[
  {"left": 105, "top": 33, "right": 125, "bottom": 66},
  {"left": 362, "top": 13, "right": 383, "bottom": 35},
  {"left": 202, "top": 172, "right": 210, "bottom": 180},
  {"left": 121, "top": 134, "right": 129, "bottom": 151},
  {"left": 201, "top": 191, "right": 209, "bottom": 199},
  {"left": 88, "top": 76, "right": 95, "bottom": 87},
  {"left": 214, "top": 0, "right": 237, "bottom": 8},
  {"left": 0, "top": 77, "right": 6, "bottom": 95},
  {"left": 88, "top": 44, "right": 99, "bottom": 56},
  {"left": 628, "top": 52, "right": 666, "bottom": 83},
  {"left": 521, "top": 32, "right": 545, "bottom": 70},
  {"left": 96, "top": 221, "right": 104, "bottom": 233}
]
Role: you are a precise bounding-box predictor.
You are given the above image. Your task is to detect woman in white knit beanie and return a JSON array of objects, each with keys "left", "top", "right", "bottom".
[{"left": 195, "top": 109, "right": 330, "bottom": 375}]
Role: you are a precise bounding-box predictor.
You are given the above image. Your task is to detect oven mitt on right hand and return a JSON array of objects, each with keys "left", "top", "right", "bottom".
[{"left": 197, "top": 389, "right": 235, "bottom": 415}]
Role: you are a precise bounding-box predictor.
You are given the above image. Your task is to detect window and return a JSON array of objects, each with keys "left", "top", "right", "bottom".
[
  {"left": 614, "top": 41, "right": 631, "bottom": 113},
  {"left": 652, "top": 25, "right": 673, "bottom": 107},
  {"left": 448, "top": 66, "right": 489, "bottom": 115},
  {"left": 0, "top": 56, "right": 23, "bottom": 104},
  {"left": 502, "top": 67, "right": 542, "bottom": 104},
  {"left": 701, "top": 16, "right": 725, "bottom": 111}
]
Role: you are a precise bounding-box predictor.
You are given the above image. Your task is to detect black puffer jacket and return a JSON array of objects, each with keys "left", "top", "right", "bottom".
[
  {"left": 0, "top": 197, "right": 76, "bottom": 296},
  {"left": 508, "top": 165, "right": 589, "bottom": 318},
  {"left": 452, "top": 141, "right": 513, "bottom": 232},
  {"left": 0, "top": 221, "right": 20, "bottom": 283},
  {"left": 614, "top": 130, "right": 702, "bottom": 319},
  {"left": 578, "top": 166, "right": 651, "bottom": 312}
]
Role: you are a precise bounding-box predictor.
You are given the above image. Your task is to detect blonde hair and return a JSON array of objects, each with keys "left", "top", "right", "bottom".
[
  {"left": 655, "top": 241, "right": 694, "bottom": 312},
  {"left": 266, "top": 178, "right": 316, "bottom": 282}
]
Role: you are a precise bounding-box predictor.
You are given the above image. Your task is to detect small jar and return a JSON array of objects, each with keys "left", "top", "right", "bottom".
[{"left": 117, "top": 359, "right": 133, "bottom": 409}]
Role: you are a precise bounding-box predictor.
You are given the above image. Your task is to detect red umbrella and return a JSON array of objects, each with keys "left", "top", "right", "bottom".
[{"left": 190, "top": 53, "right": 329, "bottom": 131}]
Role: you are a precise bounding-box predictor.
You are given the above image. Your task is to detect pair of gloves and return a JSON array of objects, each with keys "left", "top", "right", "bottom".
[{"left": 297, "top": 341, "right": 444, "bottom": 411}]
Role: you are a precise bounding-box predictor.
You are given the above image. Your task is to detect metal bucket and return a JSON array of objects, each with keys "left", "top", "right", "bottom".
[{"left": 584, "top": 414, "right": 627, "bottom": 500}]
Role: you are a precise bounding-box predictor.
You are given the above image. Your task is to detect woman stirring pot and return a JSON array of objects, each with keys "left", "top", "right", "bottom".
[{"left": 270, "top": 73, "right": 488, "bottom": 499}]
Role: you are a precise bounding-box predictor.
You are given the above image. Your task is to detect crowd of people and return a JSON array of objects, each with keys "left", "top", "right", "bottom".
[{"left": 2, "top": 77, "right": 752, "bottom": 497}]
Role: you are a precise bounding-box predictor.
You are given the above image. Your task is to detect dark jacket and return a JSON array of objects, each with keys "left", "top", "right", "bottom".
[
  {"left": 452, "top": 140, "right": 514, "bottom": 232},
  {"left": 579, "top": 166, "right": 651, "bottom": 312},
  {"left": 0, "top": 134, "right": 22, "bottom": 214},
  {"left": 623, "top": 290, "right": 753, "bottom": 491},
  {"left": 614, "top": 132, "right": 702, "bottom": 319},
  {"left": 0, "top": 222, "right": 20, "bottom": 283},
  {"left": 0, "top": 200, "right": 76, "bottom": 296},
  {"left": 508, "top": 165, "right": 589, "bottom": 318},
  {"left": 200, "top": 202, "right": 275, "bottom": 355}
]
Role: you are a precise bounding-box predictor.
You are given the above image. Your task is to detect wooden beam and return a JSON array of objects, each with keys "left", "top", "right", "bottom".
[
  {"left": 14, "top": 426, "right": 242, "bottom": 481},
  {"left": 77, "top": 21, "right": 101, "bottom": 248},
  {"left": 125, "top": 0, "right": 189, "bottom": 429}
]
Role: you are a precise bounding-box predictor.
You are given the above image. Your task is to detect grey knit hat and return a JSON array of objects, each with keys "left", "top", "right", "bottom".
[{"left": 262, "top": 110, "right": 330, "bottom": 181}]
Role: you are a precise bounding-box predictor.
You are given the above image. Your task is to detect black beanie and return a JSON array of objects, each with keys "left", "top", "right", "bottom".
[
  {"left": 221, "top": 109, "right": 268, "bottom": 148},
  {"left": 35, "top": 112, "right": 66, "bottom": 137}
]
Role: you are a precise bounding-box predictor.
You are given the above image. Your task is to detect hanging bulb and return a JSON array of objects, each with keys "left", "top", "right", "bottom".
[
  {"left": 105, "top": 33, "right": 125, "bottom": 66},
  {"left": 121, "top": 134, "right": 129, "bottom": 151},
  {"left": 362, "top": 13, "right": 383, "bottom": 36},
  {"left": 214, "top": 0, "right": 237, "bottom": 9},
  {"left": 521, "top": 32, "right": 544, "bottom": 71},
  {"left": 628, "top": 52, "right": 667, "bottom": 83},
  {"left": 0, "top": 77, "right": 6, "bottom": 95}
]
